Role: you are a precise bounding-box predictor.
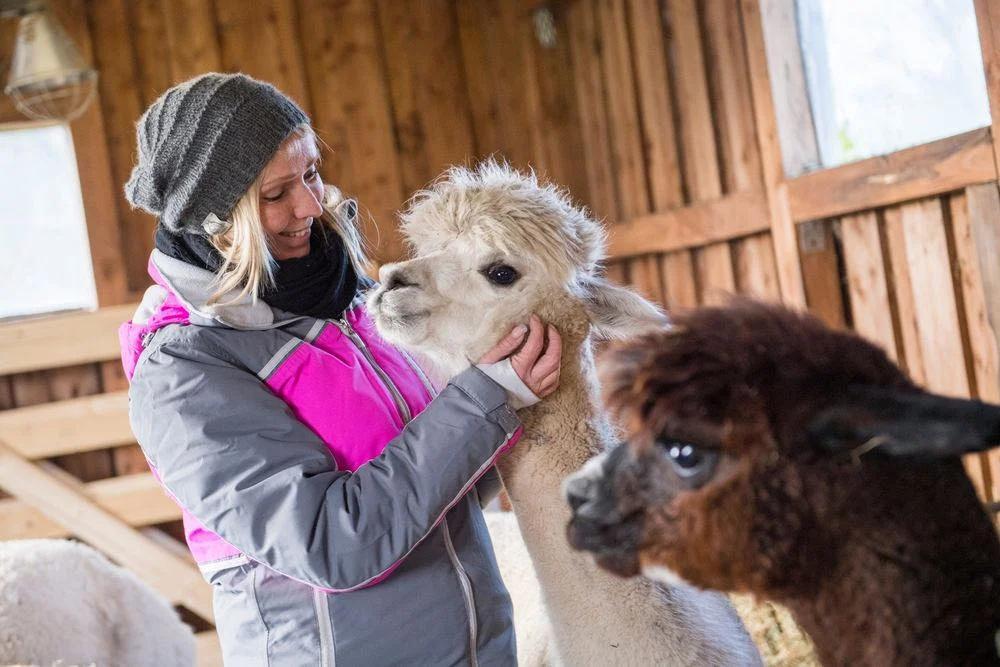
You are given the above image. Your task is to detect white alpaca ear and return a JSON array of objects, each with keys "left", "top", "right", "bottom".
[{"left": 577, "top": 275, "right": 670, "bottom": 340}]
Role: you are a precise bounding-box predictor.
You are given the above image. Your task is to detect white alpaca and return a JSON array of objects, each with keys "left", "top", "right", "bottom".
[
  {"left": 0, "top": 539, "right": 195, "bottom": 667},
  {"left": 368, "top": 161, "right": 761, "bottom": 666}
]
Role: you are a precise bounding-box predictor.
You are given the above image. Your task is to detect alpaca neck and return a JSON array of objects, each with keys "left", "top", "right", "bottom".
[
  {"left": 781, "top": 488, "right": 1000, "bottom": 666},
  {"left": 496, "top": 335, "right": 696, "bottom": 663}
]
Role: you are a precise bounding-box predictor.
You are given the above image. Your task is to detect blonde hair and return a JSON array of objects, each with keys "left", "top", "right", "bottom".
[{"left": 206, "top": 125, "right": 370, "bottom": 308}]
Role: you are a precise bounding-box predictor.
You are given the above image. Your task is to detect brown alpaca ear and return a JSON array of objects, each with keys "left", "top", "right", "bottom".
[
  {"left": 577, "top": 275, "right": 670, "bottom": 340},
  {"left": 808, "top": 385, "right": 1000, "bottom": 458}
]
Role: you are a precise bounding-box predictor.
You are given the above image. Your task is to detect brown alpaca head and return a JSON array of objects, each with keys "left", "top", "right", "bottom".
[{"left": 565, "top": 300, "right": 1000, "bottom": 602}]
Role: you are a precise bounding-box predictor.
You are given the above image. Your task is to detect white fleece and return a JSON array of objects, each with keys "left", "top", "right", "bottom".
[{"left": 0, "top": 539, "right": 194, "bottom": 667}]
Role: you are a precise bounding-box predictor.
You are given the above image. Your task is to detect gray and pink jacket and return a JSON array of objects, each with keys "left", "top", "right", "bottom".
[{"left": 121, "top": 249, "right": 521, "bottom": 666}]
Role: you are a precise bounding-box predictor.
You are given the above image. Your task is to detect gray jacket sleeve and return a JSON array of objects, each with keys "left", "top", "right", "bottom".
[
  {"left": 474, "top": 466, "right": 504, "bottom": 508},
  {"left": 128, "top": 334, "right": 521, "bottom": 592}
]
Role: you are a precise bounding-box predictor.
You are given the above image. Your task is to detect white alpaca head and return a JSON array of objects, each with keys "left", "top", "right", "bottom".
[{"left": 367, "top": 160, "right": 668, "bottom": 380}]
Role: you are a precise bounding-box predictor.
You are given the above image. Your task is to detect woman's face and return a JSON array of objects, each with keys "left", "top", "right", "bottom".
[{"left": 259, "top": 132, "right": 324, "bottom": 260}]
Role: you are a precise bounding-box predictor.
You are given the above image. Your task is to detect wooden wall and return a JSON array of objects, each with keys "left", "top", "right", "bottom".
[
  {"left": 1, "top": 0, "right": 997, "bottom": 517},
  {"left": 0, "top": 0, "right": 594, "bottom": 298},
  {"left": 2, "top": 2, "right": 1000, "bottom": 658}
]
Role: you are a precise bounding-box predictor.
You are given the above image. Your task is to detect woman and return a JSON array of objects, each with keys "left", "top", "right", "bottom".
[{"left": 120, "top": 72, "right": 560, "bottom": 666}]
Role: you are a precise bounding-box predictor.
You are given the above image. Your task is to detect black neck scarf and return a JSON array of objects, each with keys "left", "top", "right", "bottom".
[{"left": 154, "top": 223, "right": 359, "bottom": 320}]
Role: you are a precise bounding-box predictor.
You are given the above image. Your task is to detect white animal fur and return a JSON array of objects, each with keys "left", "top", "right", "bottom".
[
  {"left": 0, "top": 539, "right": 194, "bottom": 667},
  {"left": 368, "top": 161, "right": 760, "bottom": 666}
]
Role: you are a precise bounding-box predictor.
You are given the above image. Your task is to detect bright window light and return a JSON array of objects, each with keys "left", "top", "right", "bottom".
[
  {"left": 797, "top": 0, "right": 992, "bottom": 169},
  {"left": 0, "top": 122, "right": 97, "bottom": 319}
]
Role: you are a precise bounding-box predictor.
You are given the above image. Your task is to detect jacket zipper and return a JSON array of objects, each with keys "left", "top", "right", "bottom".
[
  {"left": 442, "top": 517, "right": 480, "bottom": 667},
  {"left": 332, "top": 313, "right": 479, "bottom": 666},
  {"left": 332, "top": 316, "right": 412, "bottom": 423}
]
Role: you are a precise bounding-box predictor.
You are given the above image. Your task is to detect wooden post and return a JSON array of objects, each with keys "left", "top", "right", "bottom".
[{"left": 740, "top": 0, "right": 807, "bottom": 307}]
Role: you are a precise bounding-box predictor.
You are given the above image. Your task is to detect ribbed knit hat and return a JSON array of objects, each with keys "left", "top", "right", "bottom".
[{"left": 124, "top": 72, "right": 309, "bottom": 235}]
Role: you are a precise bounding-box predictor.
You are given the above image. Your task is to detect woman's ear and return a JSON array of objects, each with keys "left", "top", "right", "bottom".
[{"left": 808, "top": 384, "right": 1000, "bottom": 458}]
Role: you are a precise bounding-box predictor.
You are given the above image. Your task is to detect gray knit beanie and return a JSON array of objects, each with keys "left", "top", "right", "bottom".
[{"left": 124, "top": 72, "right": 309, "bottom": 235}]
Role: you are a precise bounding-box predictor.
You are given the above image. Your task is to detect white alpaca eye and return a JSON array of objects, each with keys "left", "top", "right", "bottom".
[{"left": 485, "top": 264, "right": 519, "bottom": 286}]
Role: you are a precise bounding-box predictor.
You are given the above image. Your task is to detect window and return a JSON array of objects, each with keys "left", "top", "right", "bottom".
[
  {"left": 0, "top": 122, "right": 97, "bottom": 319},
  {"left": 795, "top": 0, "right": 991, "bottom": 170}
]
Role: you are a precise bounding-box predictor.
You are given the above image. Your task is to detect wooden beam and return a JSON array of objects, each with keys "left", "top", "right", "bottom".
[
  {"left": 607, "top": 191, "right": 770, "bottom": 258},
  {"left": 50, "top": 0, "right": 130, "bottom": 305},
  {"left": 0, "top": 440, "right": 213, "bottom": 622},
  {"left": 757, "top": 0, "right": 820, "bottom": 177},
  {"left": 0, "top": 304, "right": 135, "bottom": 375},
  {"left": 787, "top": 128, "right": 997, "bottom": 223},
  {"left": 975, "top": 0, "right": 1000, "bottom": 176},
  {"left": 741, "top": 0, "right": 807, "bottom": 306},
  {"left": 0, "top": 390, "right": 131, "bottom": 459},
  {"left": 0, "top": 472, "right": 179, "bottom": 540}
]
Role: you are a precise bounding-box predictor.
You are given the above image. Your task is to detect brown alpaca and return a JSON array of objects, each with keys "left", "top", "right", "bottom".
[{"left": 565, "top": 300, "right": 1000, "bottom": 667}]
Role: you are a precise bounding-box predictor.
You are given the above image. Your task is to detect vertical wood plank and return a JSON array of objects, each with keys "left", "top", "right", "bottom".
[
  {"left": 523, "top": 2, "right": 591, "bottom": 201},
  {"left": 840, "top": 212, "right": 898, "bottom": 359},
  {"left": 740, "top": 0, "right": 807, "bottom": 306},
  {"left": 456, "top": 1, "right": 503, "bottom": 157},
  {"left": 883, "top": 206, "right": 927, "bottom": 385},
  {"left": 667, "top": 0, "right": 733, "bottom": 308},
  {"left": 733, "top": 233, "right": 781, "bottom": 302},
  {"left": 694, "top": 244, "right": 737, "bottom": 306},
  {"left": 456, "top": 1, "right": 537, "bottom": 170},
  {"left": 702, "top": 0, "right": 763, "bottom": 192},
  {"left": 162, "top": 0, "right": 223, "bottom": 80},
  {"left": 377, "top": 0, "right": 476, "bottom": 194},
  {"left": 898, "top": 200, "right": 971, "bottom": 397},
  {"left": 49, "top": 0, "right": 129, "bottom": 306},
  {"left": 666, "top": 0, "right": 722, "bottom": 202},
  {"left": 297, "top": 0, "right": 406, "bottom": 264},
  {"left": 87, "top": 0, "right": 155, "bottom": 292},
  {"left": 604, "top": 262, "right": 629, "bottom": 285},
  {"left": 214, "top": 0, "right": 312, "bottom": 114},
  {"left": 798, "top": 219, "right": 847, "bottom": 329},
  {"left": 974, "top": 0, "right": 1000, "bottom": 176},
  {"left": 566, "top": 0, "right": 619, "bottom": 222},
  {"left": 628, "top": 255, "right": 665, "bottom": 305},
  {"left": 757, "top": 0, "right": 821, "bottom": 176},
  {"left": 954, "top": 185, "right": 1000, "bottom": 500},
  {"left": 127, "top": 1, "right": 173, "bottom": 103},
  {"left": 660, "top": 252, "right": 700, "bottom": 312},
  {"left": 627, "top": 0, "right": 683, "bottom": 210},
  {"left": 598, "top": 0, "right": 650, "bottom": 219}
]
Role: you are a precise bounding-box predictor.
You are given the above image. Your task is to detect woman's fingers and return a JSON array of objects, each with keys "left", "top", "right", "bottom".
[
  {"left": 512, "top": 314, "right": 545, "bottom": 375},
  {"left": 529, "top": 325, "right": 561, "bottom": 383},
  {"left": 481, "top": 313, "right": 563, "bottom": 399},
  {"left": 535, "top": 368, "right": 560, "bottom": 397},
  {"left": 478, "top": 322, "right": 528, "bottom": 364}
]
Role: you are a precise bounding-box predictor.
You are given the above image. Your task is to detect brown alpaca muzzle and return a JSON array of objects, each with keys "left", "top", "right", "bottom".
[{"left": 565, "top": 445, "right": 645, "bottom": 577}]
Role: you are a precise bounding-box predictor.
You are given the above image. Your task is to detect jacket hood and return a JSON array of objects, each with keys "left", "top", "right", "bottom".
[{"left": 139, "top": 249, "right": 303, "bottom": 330}]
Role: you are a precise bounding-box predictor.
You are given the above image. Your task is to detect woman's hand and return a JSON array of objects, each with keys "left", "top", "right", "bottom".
[{"left": 478, "top": 314, "right": 562, "bottom": 399}]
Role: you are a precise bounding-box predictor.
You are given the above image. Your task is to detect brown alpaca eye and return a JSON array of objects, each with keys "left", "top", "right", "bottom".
[
  {"left": 657, "top": 439, "right": 719, "bottom": 484},
  {"left": 485, "top": 264, "right": 519, "bottom": 286}
]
